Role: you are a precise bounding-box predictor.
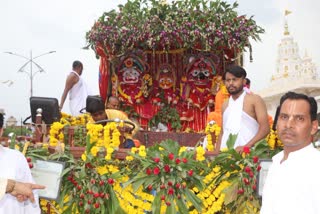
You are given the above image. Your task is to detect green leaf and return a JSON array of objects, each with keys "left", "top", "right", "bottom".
[
  {"left": 184, "top": 188, "right": 203, "bottom": 212},
  {"left": 226, "top": 134, "right": 238, "bottom": 149}
]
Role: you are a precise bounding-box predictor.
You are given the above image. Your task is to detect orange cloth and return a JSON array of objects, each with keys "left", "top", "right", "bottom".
[
  {"left": 268, "top": 114, "right": 274, "bottom": 127},
  {"left": 206, "top": 88, "right": 229, "bottom": 127}
]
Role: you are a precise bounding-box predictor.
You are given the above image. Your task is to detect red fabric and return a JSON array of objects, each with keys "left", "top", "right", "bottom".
[{"left": 99, "top": 57, "right": 109, "bottom": 102}]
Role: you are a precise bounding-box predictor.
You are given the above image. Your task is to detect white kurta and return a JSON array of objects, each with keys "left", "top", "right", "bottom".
[
  {"left": 0, "top": 146, "right": 40, "bottom": 214},
  {"left": 261, "top": 144, "right": 320, "bottom": 214},
  {"left": 221, "top": 91, "right": 259, "bottom": 149},
  {"left": 0, "top": 178, "right": 7, "bottom": 200},
  {"left": 69, "top": 71, "right": 91, "bottom": 116}
]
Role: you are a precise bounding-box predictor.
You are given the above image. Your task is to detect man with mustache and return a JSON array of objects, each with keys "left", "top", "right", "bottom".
[
  {"left": 213, "top": 65, "right": 270, "bottom": 153},
  {"left": 261, "top": 92, "right": 320, "bottom": 213}
]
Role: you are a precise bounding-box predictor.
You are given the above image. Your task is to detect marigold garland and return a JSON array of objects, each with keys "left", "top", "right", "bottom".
[{"left": 205, "top": 122, "right": 221, "bottom": 151}]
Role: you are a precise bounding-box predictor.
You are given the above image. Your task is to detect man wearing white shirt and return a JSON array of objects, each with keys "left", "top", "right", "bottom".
[
  {"left": 261, "top": 92, "right": 320, "bottom": 214},
  {"left": 0, "top": 145, "right": 43, "bottom": 213}
]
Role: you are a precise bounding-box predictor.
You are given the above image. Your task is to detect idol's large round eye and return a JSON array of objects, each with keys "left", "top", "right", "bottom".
[
  {"left": 192, "top": 70, "right": 200, "bottom": 76},
  {"left": 202, "top": 70, "right": 210, "bottom": 77}
]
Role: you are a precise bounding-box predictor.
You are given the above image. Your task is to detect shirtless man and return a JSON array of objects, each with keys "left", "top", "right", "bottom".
[
  {"left": 59, "top": 61, "right": 90, "bottom": 116},
  {"left": 214, "top": 65, "right": 270, "bottom": 153}
]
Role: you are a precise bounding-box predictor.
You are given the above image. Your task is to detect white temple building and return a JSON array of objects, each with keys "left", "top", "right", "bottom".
[{"left": 257, "top": 16, "right": 320, "bottom": 118}]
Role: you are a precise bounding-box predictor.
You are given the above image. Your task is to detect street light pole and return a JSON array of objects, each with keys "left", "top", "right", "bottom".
[{"left": 4, "top": 50, "right": 56, "bottom": 97}]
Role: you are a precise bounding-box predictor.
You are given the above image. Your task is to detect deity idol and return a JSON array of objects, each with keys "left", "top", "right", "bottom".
[
  {"left": 153, "top": 63, "right": 179, "bottom": 105},
  {"left": 180, "top": 54, "right": 220, "bottom": 131},
  {"left": 115, "top": 52, "right": 154, "bottom": 129}
]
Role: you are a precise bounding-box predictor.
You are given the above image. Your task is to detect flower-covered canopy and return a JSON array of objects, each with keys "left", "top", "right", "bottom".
[{"left": 86, "top": 0, "right": 264, "bottom": 59}]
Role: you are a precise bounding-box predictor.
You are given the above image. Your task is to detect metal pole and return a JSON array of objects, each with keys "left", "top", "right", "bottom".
[
  {"left": 3, "top": 50, "right": 56, "bottom": 97},
  {"left": 30, "top": 50, "right": 33, "bottom": 97}
]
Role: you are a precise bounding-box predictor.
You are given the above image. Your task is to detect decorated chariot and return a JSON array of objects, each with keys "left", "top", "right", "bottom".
[{"left": 2, "top": 0, "right": 287, "bottom": 214}]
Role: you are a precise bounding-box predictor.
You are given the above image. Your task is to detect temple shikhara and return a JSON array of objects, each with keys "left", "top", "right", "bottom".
[{"left": 258, "top": 13, "right": 320, "bottom": 117}]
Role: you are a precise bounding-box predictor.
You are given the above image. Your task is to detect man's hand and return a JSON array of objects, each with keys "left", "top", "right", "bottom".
[
  {"left": 235, "top": 146, "right": 244, "bottom": 153},
  {"left": 10, "top": 181, "right": 45, "bottom": 203}
]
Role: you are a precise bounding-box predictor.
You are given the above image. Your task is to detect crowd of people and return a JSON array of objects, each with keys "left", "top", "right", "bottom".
[{"left": 1, "top": 61, "right": 319, "bottom": 213}]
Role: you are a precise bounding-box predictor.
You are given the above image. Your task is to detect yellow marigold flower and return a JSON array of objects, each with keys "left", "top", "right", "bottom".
[
  {"left": 96, "top": 166, "right": 108, "bottom": 175},
  {"left": 90, "top": 146, "right": 99, "bottom": 156},
  {"left": 81, "top": 153, "right": 87, "bottom": 161},
  {"left": 126, "top": 156, "right": 134, "bottom": 161},
  {"left": 225, "top": 171, "right": 231, "bottom": 178},
  {"left": 107, "top": 147, "right": 114, "bottom": 154},
  {"left": 139, "top": 150, "right": 146, "bottom": 157},
  {"left": 213, "top": 166, "right": 220, "bottom": 173},
  {"left": 105, "top": 154, "right": 112, "bottom": 160}
]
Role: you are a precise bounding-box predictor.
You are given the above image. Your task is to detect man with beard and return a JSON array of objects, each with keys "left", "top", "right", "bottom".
[
  {"left": 213, "top": 65, "right": 269, "bottom": 153},
  {"left": 261, "top": 92, "right": 320, "bottom": 213}
]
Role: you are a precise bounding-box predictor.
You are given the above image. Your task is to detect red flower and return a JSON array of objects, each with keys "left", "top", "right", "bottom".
[
  {"left": 154, "top": 157, "right": 160, "bottom": 163},
  {"left": 168, "top": 153, "right": 174, "bottom": 160},
  {"left": 160, "top": 184, "right": 166, "bottom": 189},
  {"left": 249, "top": 171, "right": 254, "bottom": 178},
  {"left": 175, "top": 183, "right": 181, "bottom": 189},
  {"left": 168, "top": 181, "right": 173, "bottom": 186},
  {"left": 146, "top": 168, "right": 152, "bottom": 175},
  {"left": 94, "top": 202, "right": 100, "bottom": 208},
  {"left": 188, "top": 169, "right": 193, "bottom": 176},
  {"left": 166, "top": 201, "right": 171, "bottom": 206},
  {"left": 182, "top": 158, "right": 188, "bottom": 163},
  {"left": 244, "top": 166, "right": 251, "bottom": 173},
  {"left": 153, "top": 167, "right": 160, "bottom": 175},
  {"left": 243, "top": 146, "right": 250, "bottom": 154},
  {"left": 147, "top": 184, "right": 153, "bottom": 191},
  {"left": 161, "top": 195, "right": 165, "bottom": 200},
  {"left": 175, "top": 158, "right": 181, "bottom": 164},
  {"left": 164, "top": 164, "right": 171, "bottom": 173},
  {"left": 252, "top": 184, "right": 257, "bottom": 190},
  {"left": 237, "top": 189, "right": 244, "bottom": 194},
  {"left": 243, "top": 178, "right": 250, "bottom": 185},
  {"left": 107, "top": 178, "right": 114, "bottom": 185},
  {"left": 253, "top": 156, "right": 259, "bottom": 163},
  {"left": 94, "top": 193, "right": 100, "bottom": 198},
  {"left": 168, "top": 187, "right": 174, "bottom": 195},
  {"left": 257, "top": 165, "right": 262, "bottom": 171}
]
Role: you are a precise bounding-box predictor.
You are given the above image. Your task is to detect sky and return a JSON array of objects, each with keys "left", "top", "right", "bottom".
[{"left": 0, "top": 0, "right": 319, "bottom": 124}]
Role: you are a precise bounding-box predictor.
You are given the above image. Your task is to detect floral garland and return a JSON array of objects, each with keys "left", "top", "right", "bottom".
[
  {"left": 267, "top": 128, "right": 283, "bottom": 150},
  {"left": 118, "top": 84, "right": 143, "bottom": 104},
  {"left": 49, "top": 122, "right": 65, "bottom": 147},
  {"left": 205, "top": 122, "right": 221, "bottom": 151}
]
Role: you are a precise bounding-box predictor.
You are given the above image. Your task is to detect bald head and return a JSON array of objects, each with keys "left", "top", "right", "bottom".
[{"left": 106, "top": 96, "right": 120, "bottom": 110}]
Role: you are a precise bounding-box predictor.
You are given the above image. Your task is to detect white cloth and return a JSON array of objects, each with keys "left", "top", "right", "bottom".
[
  {"left": 69, "top": 71, "right": 91, "bottom": 116},
  {"left": 261, "top": 144, "right": 320, "bottom": 214},
  {"left": 0, "top": 178, "right": 7, "bottom": 200},
  {"left": 221, "top": 91, "right": 259, "bottom": 149},
  {"left": 0, "top": 146, "right": 40, "bottom": 214}
]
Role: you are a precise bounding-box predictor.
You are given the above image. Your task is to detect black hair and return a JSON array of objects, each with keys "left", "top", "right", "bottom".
[
  {"left": 279, "top": 91, "right": 317, "bottom": 121},
  {"left": 245, "top": 78, "right": 251, "bottom": 85},
  {"left": 86, "top": 95, "right": 105, "bottom": 114},
  {"left": 223, "top": 65, "right": 247, "bottom": 80},
  {"left": 72, "top": 60, "right": 83, "bottom": 69}
]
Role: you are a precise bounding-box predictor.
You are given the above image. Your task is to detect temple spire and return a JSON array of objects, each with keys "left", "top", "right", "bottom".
[{"left": 284, "top": 10, "right": 292, "bottom": 36}]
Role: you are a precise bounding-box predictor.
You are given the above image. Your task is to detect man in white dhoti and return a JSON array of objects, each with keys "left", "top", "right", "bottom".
[
  {"left": 214, "top": 65, "right": 269, "bottom": 153},
  {"left": 0, "top": 145, "right": 42, "bottom": 213},
  {"left": 261, "top": 92, "right": 320, "bottom": 214},
  {"left": 60, "top": 60, "right": 91, "bottom": 116}
]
